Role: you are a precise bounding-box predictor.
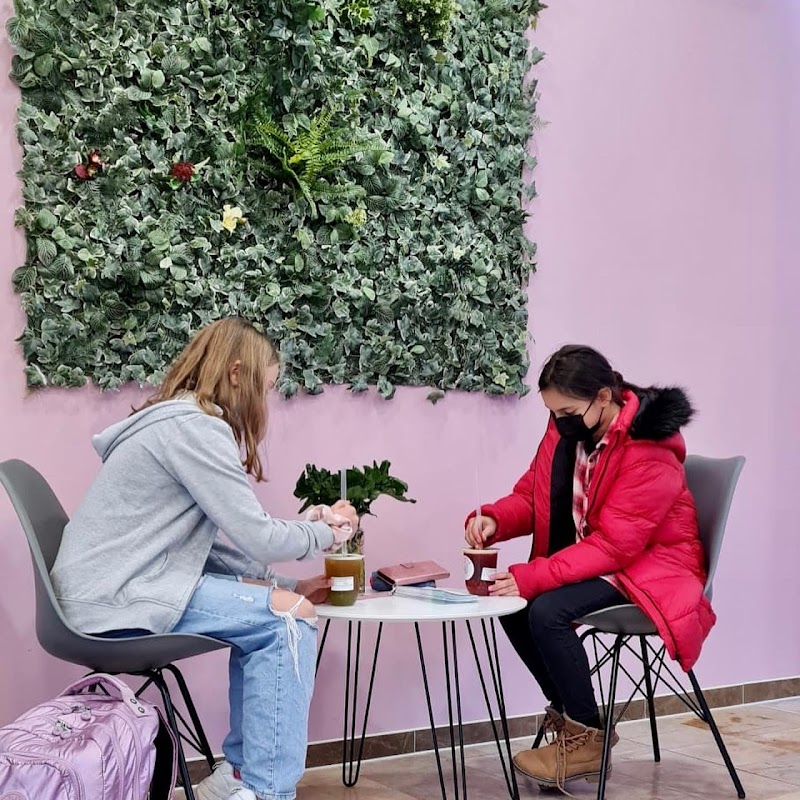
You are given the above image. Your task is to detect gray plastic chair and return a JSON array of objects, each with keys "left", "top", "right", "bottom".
[
  {"left": 531, "top": 455, "right": 747, "bottom": 800},
  {"left": 0, "top": 459, "right": 228, "bottom": 799}
]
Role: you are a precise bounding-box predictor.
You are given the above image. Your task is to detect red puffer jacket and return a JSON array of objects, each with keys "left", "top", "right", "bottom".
[{"left": 479, "top": 388, "right": 715, "bottom": 671}]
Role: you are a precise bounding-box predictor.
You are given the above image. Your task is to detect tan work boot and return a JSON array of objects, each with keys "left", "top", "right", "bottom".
[
  {"left": 535, "top": 708, "right": 567, "bottom": 794},
  {"left": 514, "top": 715, "right": 616, "bottom": 793},
  {"left": 536, "top": 707, "right": 618, "bottom": 748}
]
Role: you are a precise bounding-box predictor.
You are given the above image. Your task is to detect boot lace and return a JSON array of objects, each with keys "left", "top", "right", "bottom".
[
  {"left": 554, "top": 728, "right": 592, "bottom": 797},
  {"left": 542, "top": 708, "right": 565, "bottom": 742}
]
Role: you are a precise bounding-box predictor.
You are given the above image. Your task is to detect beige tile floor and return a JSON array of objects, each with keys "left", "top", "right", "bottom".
[{"left": 178, "top": 698, "right": 800, "bottom": 800}]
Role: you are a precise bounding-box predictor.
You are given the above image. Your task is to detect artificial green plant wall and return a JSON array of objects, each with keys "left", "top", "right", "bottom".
[{"left": 8, "top": 0, "right": 543, "bottom": 399}]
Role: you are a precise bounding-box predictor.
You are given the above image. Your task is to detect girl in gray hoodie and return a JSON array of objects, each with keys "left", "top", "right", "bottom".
[{"left": 51, "top": 318, "right": 356, "bottom": 800}]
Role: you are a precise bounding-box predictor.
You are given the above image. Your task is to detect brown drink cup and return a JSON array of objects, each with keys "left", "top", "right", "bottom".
[
  {"left": 324, "top": 554, "right": 364, "bottom": 606},
  {"left": 464, "top": 548, "right": 498, "bottom": 596}
]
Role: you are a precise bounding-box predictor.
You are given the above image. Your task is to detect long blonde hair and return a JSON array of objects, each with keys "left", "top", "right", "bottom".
[{"left": 140, "top": 318, "right": 279, "bottom": 481}]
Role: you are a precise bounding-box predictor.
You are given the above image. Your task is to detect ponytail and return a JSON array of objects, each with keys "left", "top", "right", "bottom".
[{"left": 611, "top": 370, "right": 643, "bottom": 402}]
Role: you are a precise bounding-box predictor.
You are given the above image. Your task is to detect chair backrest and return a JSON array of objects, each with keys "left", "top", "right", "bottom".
[
  {"left": 683, "top": 454, "right": 745, "bottom": 600},
  {"left": 0, "top": 459, "right": 79, "bottom": 658},
  {"left": 1, "top": 458, "right": 230, "bottom": 674}
]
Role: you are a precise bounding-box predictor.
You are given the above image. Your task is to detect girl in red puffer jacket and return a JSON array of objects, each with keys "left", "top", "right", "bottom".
[{"left": 465, "top": 345, "right": 712, "bottom": 791}]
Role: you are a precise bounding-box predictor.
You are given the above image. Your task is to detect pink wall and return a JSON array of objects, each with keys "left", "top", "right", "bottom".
[{"left": 1, "top": 0, "right": 798, "bottom": 748}]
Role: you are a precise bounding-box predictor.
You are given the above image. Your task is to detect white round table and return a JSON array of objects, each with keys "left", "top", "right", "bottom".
[
  {"left": 317, "top": 593, "right": 526, "bottom": 623},
  {"left": 316, "top": 592, "right": 527, "bottom": 800}
]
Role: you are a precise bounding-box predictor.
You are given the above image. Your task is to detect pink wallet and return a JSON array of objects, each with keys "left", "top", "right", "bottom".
[{"left": 376, "top": 561, "right": 450, "bottom": 586}]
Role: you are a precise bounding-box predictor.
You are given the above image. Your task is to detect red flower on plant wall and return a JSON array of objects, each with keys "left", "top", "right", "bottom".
[
  {"left": 86, "top": 149, "right": 104, "bottom": 176},
  {"left": 170, "top": 161, "right": 195, "bottom": 182},
  {"left": 73, "top": 150, "right": 105, "bottom": 181}
]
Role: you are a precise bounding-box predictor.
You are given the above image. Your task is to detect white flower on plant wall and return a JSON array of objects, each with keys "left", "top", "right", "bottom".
[{"left": 221, "top": 205, "right": 247, "bottom": 233}]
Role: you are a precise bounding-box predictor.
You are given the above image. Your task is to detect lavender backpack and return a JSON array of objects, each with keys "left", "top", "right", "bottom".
[{"left": 0, "top": 673, "right": 176, "bottom": 800}]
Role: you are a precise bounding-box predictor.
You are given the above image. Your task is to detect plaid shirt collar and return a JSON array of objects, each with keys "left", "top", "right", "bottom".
[{"left": 572, "top": 413, "right": 621, "bottom": 538}]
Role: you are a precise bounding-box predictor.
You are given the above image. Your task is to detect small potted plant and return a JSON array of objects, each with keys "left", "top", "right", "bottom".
[{"left": 294, "top": 460, "right": 416, "bottom": 590}]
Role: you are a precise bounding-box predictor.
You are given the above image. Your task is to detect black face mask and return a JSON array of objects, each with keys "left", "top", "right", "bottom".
[{"left": 553, "top": 399, "right": 603, "bottom": 442}]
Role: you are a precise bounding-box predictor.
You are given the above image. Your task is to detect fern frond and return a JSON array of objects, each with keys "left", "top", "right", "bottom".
[
  {"left": 252, "top": 119, "right": 292, "bottom": 156},
  {"left": 239, "top": 101, "right": 391, "bottom": 218},
  {"left": 308, "top": 106, "right": 336, "bottom": 140},
  {"left": 295, "top": 176, "right": 319, "bottom": 217},
  {"left": 245, "top": 157, "right": 284, "bottom": 180}
]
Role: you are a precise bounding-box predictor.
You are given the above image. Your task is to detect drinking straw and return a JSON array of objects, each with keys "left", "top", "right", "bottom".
[
  {"left": 475, "top": 464, "right": 483, "bottom": 542},
  {"left": 340, "top": 468, "right": 348, "bottom": 555}
]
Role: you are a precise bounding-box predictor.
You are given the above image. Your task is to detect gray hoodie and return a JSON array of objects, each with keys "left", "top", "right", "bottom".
[{"left": 50, "top": 399, "right": 334, "bottom": 634}]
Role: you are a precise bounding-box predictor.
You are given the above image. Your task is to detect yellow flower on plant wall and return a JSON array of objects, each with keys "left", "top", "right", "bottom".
[{"left": 222, "top": 205, "right": 247, "bottom": 232}]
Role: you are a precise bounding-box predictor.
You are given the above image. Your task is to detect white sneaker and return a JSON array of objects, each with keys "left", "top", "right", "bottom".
[
  {"left": 194, "top": 761, "right": 242, "bottom": 800},
  {"left": 228, "top": 789, "right": 258, "bottom": 800}
]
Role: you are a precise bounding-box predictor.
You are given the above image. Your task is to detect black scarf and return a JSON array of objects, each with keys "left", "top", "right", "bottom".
[{"left": 549, "top": 437, "right": 578, "bottom": 555}]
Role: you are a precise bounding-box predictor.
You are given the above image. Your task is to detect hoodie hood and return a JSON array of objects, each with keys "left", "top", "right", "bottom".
[
  {"left": 629, "top": 387, "right": 695, "bottom": 442},
  {"left": 93, "top": 399, "right": 214, "bottom": 462}
]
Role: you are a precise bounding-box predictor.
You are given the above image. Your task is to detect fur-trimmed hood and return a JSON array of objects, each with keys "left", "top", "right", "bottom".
[{"left": 629, "top": 387, "right": 695, "bottom": 442}]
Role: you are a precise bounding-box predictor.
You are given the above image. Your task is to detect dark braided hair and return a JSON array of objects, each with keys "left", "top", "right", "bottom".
[{"left": 538, "top": 345, "right": 642, "bottom": 404}]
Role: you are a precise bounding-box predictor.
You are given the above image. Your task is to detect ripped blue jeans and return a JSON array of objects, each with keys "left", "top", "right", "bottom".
[{"left": 171, "top": 574, "right": 317, "bottom": 800}]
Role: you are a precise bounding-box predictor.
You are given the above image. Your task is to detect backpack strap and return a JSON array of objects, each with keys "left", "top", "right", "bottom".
[{"left": 149, "top": 708, "right": 178, "bottom": 800}]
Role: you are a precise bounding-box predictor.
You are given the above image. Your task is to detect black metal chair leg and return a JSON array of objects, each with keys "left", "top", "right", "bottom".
[
  {"left": 150, "top": 669, "right": 196, "bottom": 800},
  {"left": 596, "top": 636, "right": 622, "bottom": 800},
  {"left": 163, "top": 663, "right": 216, "bottom": 770},
  {"left": 687, "top": 670, "right": 746, "bottom": 799},
  {"left": 639, "top": 636, "right": 661, "bottom": 763}
]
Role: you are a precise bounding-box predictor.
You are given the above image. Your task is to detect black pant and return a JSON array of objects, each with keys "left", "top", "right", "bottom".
[{"left": 500, "top": 578, "right": 626, "bottom": 729}]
